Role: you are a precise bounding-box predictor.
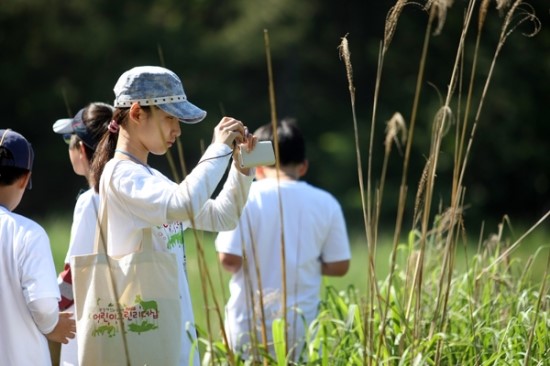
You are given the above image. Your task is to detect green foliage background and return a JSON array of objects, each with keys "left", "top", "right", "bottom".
[{"left": 1, "top": 0, "right": 548, "bottom": 232}]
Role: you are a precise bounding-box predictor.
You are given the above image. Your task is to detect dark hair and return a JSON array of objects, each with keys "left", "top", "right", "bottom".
[
  {"left": 90, "top": 105, "right": 152, "bottom": 192},
  {"left": 254, "top": 118, "right": 306, "bottom": 166},
  {"left": 0, "top": 161, "right": 29, "bottom": 187},
  {"left": 71, "top": 102, "right": 114, "bottom": 162}
]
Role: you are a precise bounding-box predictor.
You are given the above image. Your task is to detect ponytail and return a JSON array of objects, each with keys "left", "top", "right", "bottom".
[{"left": 90, "top": 108, "right": 129, "bottom": 192}]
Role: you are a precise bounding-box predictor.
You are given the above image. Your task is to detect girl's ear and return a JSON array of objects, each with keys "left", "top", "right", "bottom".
[
  {"left": 79, "top": 140, "right": 87, "bottom": 157},
  {"left": 128, "top": 102, "right": 143, "bottom": 123}
]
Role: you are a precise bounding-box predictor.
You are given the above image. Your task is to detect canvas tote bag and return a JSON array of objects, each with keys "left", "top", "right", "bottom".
[{"left": 71, "top": 165, "right": 182, "bottom": 365}]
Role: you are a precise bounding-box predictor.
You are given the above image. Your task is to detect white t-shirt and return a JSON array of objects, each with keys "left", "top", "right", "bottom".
[
  {"left": 64, "top": 188, "right": 99, "bottom": 261},
  {"left": 215, "top": 178, "right": 351, "bottom": 355},
  {"left": 0, "top": 206, "right": 60, "bottom": 366},
  {"left": 61, "top": 188, "right": 99, "bottom": 366},
  {"left": 100, "top": 143, "right": 253, "bottom": 366}
]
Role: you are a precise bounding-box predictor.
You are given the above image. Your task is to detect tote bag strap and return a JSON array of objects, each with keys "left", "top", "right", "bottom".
[
  {"left": 93, "top": 160, "right": 154, "bottom": 255},
  {"left": 93, "top": 165, "right": 111, "bottom": 255}
]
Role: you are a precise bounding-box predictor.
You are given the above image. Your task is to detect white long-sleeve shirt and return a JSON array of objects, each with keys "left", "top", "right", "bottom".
[{"left": 100, "top": 142, "right": 254, "bottom": 366}]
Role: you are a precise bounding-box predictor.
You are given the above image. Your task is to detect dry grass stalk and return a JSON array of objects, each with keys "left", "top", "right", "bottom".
[
  {"left": 240, "top": 213, "right": 269, "bottom": 362},
  {"left": 339, "top": 34, "right": 381, "bottom": 366},
  {"left": 522, "top": 246, "right": 550, "bottom": 366},
  {"left": 478, "top": 210, "right": 550, "bottom": 279},
  {"left": 382, "top": 11, "right": 440, "bottom": 349},
  {"left": 496, "top": 0, "right": 512, "bottom": 11},
  {"left": 456, "top": 0, "right": 540, "bottom": 202},
  {"left": 263, "top": 29, "right": 288, "bottom": 362}
]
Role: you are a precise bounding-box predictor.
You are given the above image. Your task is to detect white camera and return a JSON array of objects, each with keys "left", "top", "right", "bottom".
[{"left": 239, "top": 141, "right": 276, "bottom": 168}]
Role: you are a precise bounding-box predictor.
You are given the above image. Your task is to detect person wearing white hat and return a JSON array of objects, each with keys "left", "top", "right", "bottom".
[{"left": 52, "top": 102, "right": 114, "bottom": 366}]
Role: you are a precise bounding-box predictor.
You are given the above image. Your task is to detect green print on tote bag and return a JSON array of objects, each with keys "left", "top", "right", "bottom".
[
  {"left": 71, "top": 163, "right": 182, "bottom": 366},
  {"left": 89, "top": 295, "right": 160, "bottom": 338}
]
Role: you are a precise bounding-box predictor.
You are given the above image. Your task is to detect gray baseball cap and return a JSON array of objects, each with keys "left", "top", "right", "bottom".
[{"left": 113, "top": 66, "right": 207, "bottom": 124}]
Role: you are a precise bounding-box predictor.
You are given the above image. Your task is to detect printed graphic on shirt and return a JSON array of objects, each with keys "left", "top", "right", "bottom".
[
  {"left": 155, "top": 222, "right": 185, "bottom": 250},
  {"left": 154, "top": 222, "right": 187, "bottom": 272},
  {"left": 88, "top": 295, "right": 159, "bottom": 338}
]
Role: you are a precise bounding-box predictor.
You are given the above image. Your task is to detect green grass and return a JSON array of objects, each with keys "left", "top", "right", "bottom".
[{"left": 44, "top": 215, "right": 549, "bottom": 340}]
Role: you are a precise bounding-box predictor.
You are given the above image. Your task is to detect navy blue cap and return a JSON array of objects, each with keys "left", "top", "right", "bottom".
[
  {"left": 52, "top": 108, "right": 99, "bottom": 150},
  {"left": 0, "top": 129, "right": 34, "bottom": 189}
]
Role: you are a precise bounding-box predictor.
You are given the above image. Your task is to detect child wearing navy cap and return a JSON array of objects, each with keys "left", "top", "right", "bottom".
[{"left": 0, "top": 129, "right": 75, "bottom": 365}]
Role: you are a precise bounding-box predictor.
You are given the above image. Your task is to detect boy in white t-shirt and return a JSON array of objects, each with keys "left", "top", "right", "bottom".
[
  {"left": 0, "top": 129, "right": 76, "bottom": 365},
  {"left": 216, "top": 119, "right": 351, "bottom": 363}
]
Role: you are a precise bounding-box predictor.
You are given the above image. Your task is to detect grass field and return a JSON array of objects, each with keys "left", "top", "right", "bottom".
[{"left": 42, "top": 214, "right": 550, "bottom": 336}]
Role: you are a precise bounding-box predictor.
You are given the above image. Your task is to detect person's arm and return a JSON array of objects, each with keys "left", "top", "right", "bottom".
[
  {"left": 190, "top": 164, "right": 254, "bottom": 231},
  {"left": 218, "top": 252, "right": 243, "bottom": 273},
  {"left": 321, "top": 259, "right": 350, "bottom": 276},
  {"left": 319, "top": 197, "right": 351, "bottom": 277},
  {"left": 28, "top": 298, "right": 75, "bottom": 343},
  {"left": 46, "top": 313, "right": 76, "bottom": 344}
]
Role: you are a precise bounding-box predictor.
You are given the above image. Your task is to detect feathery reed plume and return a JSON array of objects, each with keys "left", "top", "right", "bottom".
[
  {"left": 338, "top": 36, "right": 355, "bottom": 104},
  {"left": 413, "top": 158, "right": 429, "bottom": 235},
  {"left": 432, "top": 105, "right": 453, "bottom": 139},
  {"left": 425, "top": 0, "right": 455, "bottom": 35},
  {"left": 383, "top": 0, "right": 408, "bottom": 55},
  {"left": 384, "top": 112, "right": 407, "bottom": 156},
  {"left": 379, "top": 112, "right": 407, "bottom": 202},
  {"left": 478, "top": 0, "right": 491, "bottom": 32}
]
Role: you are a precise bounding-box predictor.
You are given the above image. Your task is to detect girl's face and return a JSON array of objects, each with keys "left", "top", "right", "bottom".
[{"left": 140, "top": 106, "right": 181, "bottom": 156}]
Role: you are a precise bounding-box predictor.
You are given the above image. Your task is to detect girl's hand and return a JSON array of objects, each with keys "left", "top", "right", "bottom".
[
  {"left": 233, "top": 129, "right": 258, "bottom": 175},
  {"left": 213, "top": 117, "right": 247, "bottom": 147}
]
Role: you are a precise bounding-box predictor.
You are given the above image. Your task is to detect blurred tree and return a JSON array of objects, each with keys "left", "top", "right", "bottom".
[{"left": 0, "top": 0, "right": 547, "bottom": 233}]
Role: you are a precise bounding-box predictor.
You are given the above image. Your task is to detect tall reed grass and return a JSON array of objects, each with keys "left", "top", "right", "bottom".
[{"left": 170, "top": 0, "right": 548, "bottom": 364}]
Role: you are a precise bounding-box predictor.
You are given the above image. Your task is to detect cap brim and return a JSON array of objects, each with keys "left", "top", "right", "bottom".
[
  {"left": 52, "top": 118, "right": 74, "bottom": 134},
  {"left": 158, "top": 101, "right": 207, "bottom": 124}
]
